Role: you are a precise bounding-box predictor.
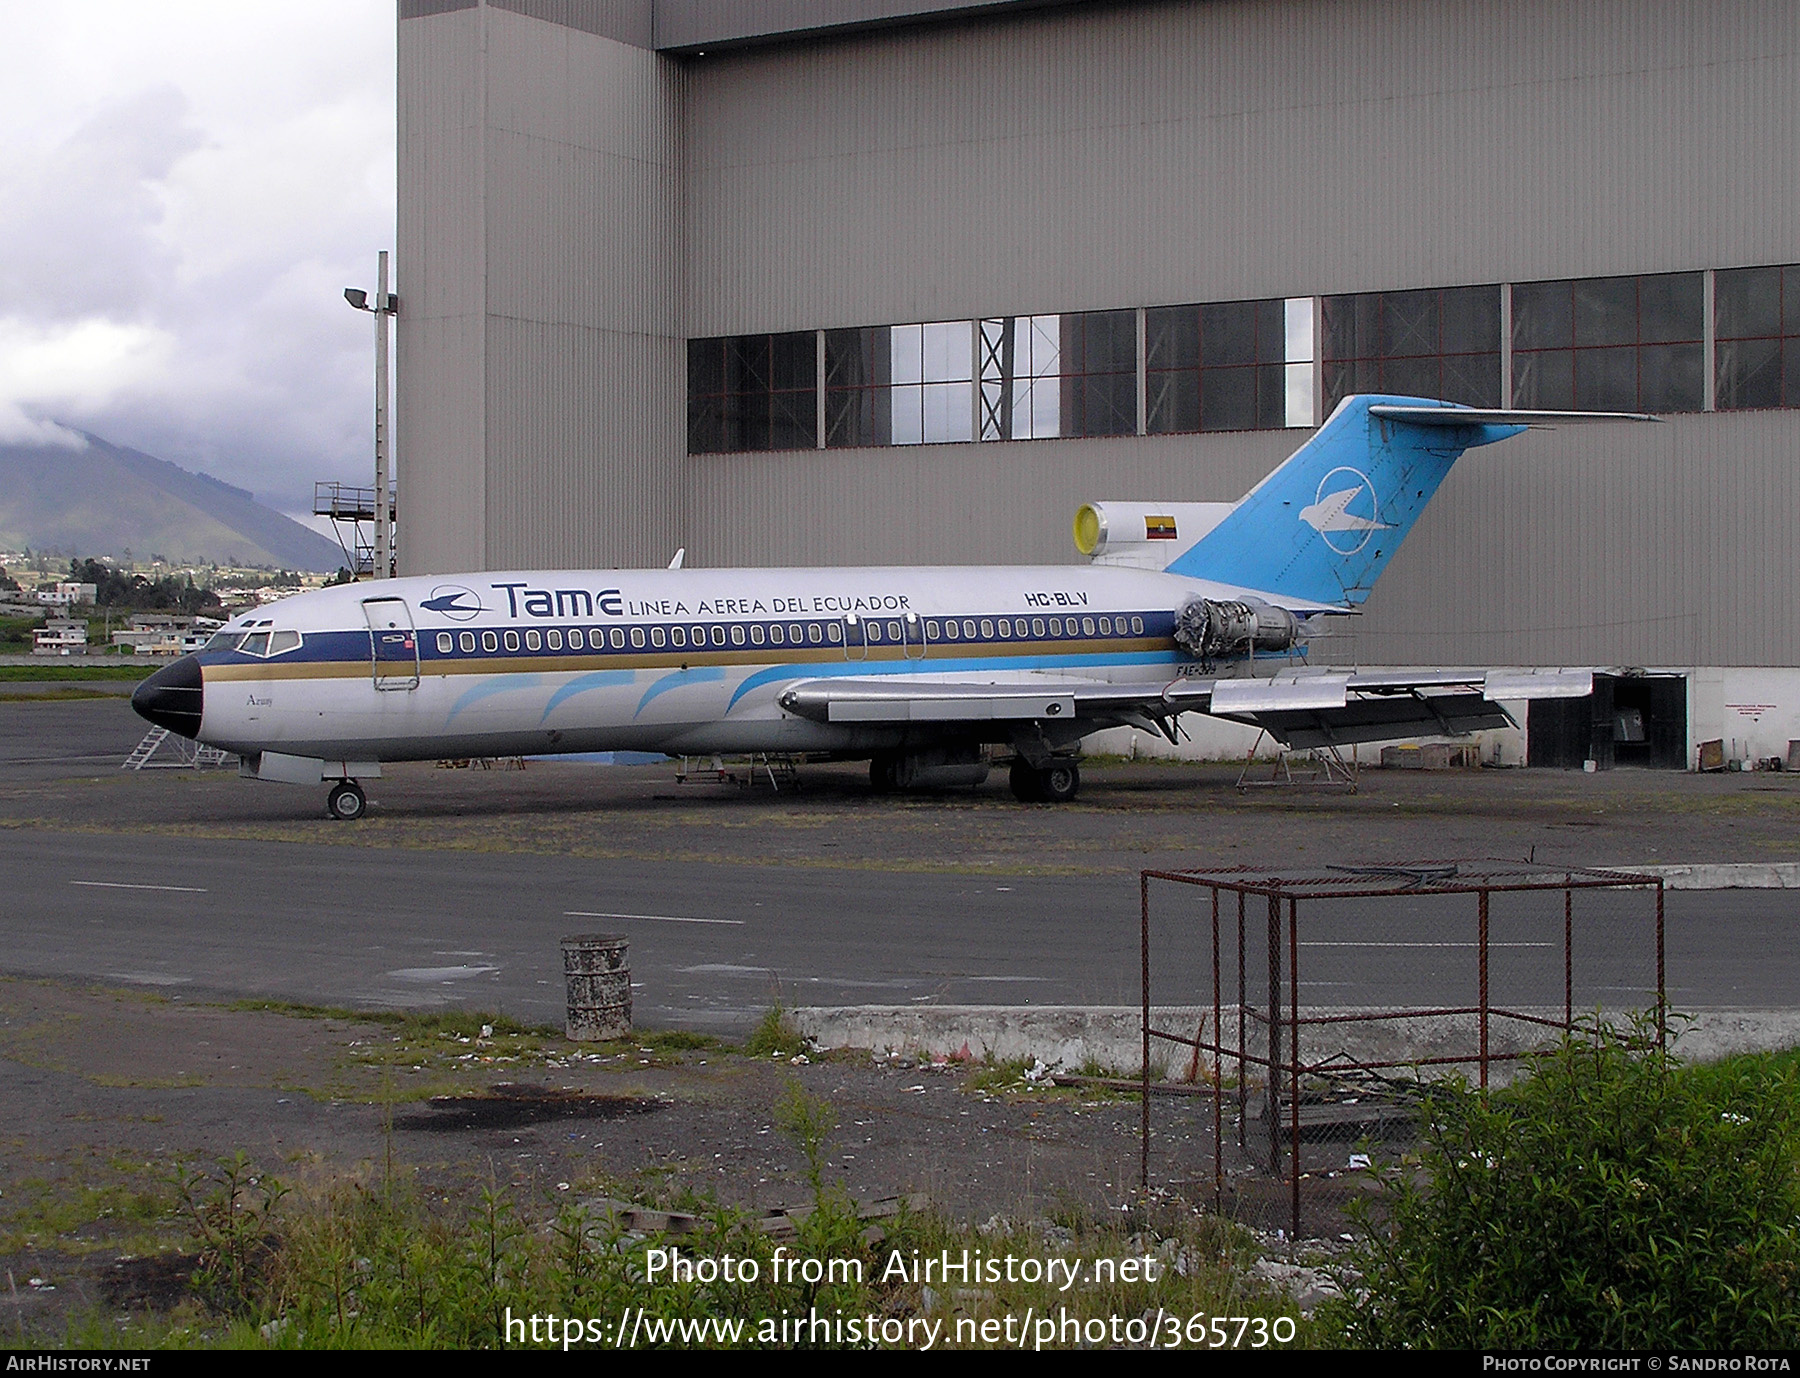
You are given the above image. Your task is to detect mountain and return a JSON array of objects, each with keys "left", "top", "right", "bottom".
[{"left": 0, "top": 431, "right": 346, "bottom": 572}]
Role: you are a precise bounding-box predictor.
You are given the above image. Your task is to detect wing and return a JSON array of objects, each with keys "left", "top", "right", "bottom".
[{"left": 777, "top": 667, "right": 1593, "bottom": 748}]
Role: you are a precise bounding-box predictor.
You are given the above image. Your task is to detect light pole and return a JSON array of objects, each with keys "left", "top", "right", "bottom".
[{"left": 344, "top": 252, "right": 398, "bottom": 579}]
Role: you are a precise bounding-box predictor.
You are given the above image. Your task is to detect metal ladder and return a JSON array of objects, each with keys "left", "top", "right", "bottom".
[{"left": 122, "top": 728, "right": 232, "bottom": 771}]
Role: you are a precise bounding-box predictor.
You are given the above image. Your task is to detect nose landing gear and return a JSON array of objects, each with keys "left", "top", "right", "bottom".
[{"left": 326, "top": 780, "right": 368, "bottom": 821}]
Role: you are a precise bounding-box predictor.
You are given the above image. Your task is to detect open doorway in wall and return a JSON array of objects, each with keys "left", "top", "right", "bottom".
[{"left": 1527, "top": 674, "right": 1688, "bottom": 769}]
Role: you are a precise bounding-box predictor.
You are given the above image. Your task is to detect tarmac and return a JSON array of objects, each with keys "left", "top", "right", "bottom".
[{"left": 2, "top": 692, "right": 1798, "bottom": 1321}]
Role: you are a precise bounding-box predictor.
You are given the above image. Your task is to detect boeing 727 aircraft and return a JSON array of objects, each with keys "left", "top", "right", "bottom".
[{"left": 132, "top": 395, "right": 1651, "bottom": 819}]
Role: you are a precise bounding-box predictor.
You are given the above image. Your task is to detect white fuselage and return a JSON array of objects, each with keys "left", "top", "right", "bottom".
[{"left": 191, "top": 563, "right": 1300, "bottom": 763}]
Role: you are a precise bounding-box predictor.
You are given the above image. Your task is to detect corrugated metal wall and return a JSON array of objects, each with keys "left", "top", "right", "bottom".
[
  {"left": 675, "top": 0, "right": 1799, "bottom": 666},
  {"left": 397, "top": 4, "right": 487, "bottom": 575},
  {"left": 480, "top": 12, "right": 685, "bottom": 570},
  {"left": 399, "top": 1, "right": 685, "bottom": 575},
  {"left": 1328, "top": 412, "right": 1797, "bottom": 667},
  {"left": 684, "top": 0, "right": 1800, "bottom": 331},
  {"left": 400, "top": 0, "right": 1800, "bottom": 666}
]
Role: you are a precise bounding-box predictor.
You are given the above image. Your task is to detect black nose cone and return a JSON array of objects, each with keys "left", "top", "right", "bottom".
[{"left": 132, "top": 654, "right": 205, "bottom": 739}]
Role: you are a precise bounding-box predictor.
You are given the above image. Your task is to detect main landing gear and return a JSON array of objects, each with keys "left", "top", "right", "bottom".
[
  {"left": 326, "top": 780, "right": 367, "bottom": 821},
  {"left": 1009, "top": 757, "right": 1080, "bottom": 804}
]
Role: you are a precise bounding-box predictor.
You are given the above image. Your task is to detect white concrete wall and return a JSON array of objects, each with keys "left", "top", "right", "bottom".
[{"left": 1692, "top": 668, "right": 1800, "bottom": 767}]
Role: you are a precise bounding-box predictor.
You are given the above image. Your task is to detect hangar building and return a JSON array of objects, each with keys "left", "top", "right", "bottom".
[{"left": 395, "top": 0, "right": 1799, "bottom": 768}]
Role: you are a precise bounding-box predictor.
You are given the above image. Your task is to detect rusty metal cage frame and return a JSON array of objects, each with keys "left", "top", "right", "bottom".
[{"left": 1137, "top": 862, "right": 1666, "bottom": 1239}]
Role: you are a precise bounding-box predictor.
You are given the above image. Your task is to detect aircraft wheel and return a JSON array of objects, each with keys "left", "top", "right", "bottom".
[
  {"left": 869, "top": 753, "right": 900, "bottom": 794},
  {"left": 327, "top": 781, "right": 367, "bottom": 821},
  {"left": 1040, "top": 761, "right": 1080, "bottom": 804},
  {"left": 1008, "top": 758, "right": 1044, "bottom": 803}
]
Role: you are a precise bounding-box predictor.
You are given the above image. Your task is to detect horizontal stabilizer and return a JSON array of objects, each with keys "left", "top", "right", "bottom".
[{"left": 1368, "top": 405, "right": 1659, "bottom": 427}]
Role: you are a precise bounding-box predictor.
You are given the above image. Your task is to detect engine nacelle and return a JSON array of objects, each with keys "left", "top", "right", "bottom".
[
  {"left": 1173, "top": 597, "right": 1302, "bottom": 660},
  {"left": 1073, "top": 501, "right": 1236, "bottom": 569}
]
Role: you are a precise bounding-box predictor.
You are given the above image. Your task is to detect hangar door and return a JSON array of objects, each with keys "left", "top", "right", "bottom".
[{"left": 1528, "top": 674, "right": 1687, "bottom": 769}]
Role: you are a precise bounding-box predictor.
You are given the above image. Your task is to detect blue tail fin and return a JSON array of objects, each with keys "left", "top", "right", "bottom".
[{"left": 1165, "top": 395, "right": 1523, "bottom": 608}]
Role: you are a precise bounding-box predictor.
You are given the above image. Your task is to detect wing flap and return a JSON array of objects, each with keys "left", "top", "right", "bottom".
[
  {"left": 1222, "top": 692, "right": 1515, "bottom": 750},
  {"left": 778, "top": 677, "right": 1175, "bottom": 726}
]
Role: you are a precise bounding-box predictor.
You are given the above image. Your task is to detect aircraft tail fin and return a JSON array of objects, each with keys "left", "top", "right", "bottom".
[{"left": 1164, "top": 395, "right": 1527, "bottom": 608}]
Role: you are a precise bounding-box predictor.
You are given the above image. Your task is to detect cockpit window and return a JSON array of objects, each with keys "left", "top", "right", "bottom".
[
  {"left": 237, "top": 631, "right": 271, "bottom": 657},
  {"left": 205, "top": 631, "right": 243, "bottom": 652},
  {"left": 266, "top": 630, "right": 302, "bottom": 656}
]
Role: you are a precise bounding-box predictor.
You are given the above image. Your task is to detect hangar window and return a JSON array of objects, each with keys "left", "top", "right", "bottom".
[
  {"left": 436, "top": 632, "right": 454, "bottom": 654},
  {"left": 1716, "top": 264, "right": 1800, "bottom": 410},
  {"left": 889, "top": 321, "right": 974, "bottom": 445},
  {"left": 688, "top": 332, "right": 818, "bottom": 453},
  {"left": 1322, "top": 286, "right": 1501, "bottom": 412},
  {"left": 503, "top": 630, "right": 520, "bottom": 652},
  {"left": 459, "top": 631, "right": 477, "bottom": 653},
  {"left": 824, "top": 327, "right": 892, "bottom": 447},
  {"left": 1512, "top": 273, "right": 1703, "bottom": 412},
  {"left": 525, "top": 629, "right": 541, "bottom": 651},
  {"left": 482, "top": 630, "right": 499, "bottom": 652},
  {"left": 1149, "top": 298, "right": 1302, "bottom": 433}
]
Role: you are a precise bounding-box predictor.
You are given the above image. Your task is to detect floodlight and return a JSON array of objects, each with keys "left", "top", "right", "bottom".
[{"left": 344, "top": 288, "right": 369, "bottom": 310}]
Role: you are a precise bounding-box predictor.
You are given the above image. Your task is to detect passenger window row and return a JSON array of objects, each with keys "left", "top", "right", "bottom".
[
  {"left": 428, "top": 613, "right": 1150, "bottom": 658},
  {"left": 926, "top": 615, "right": 1146, "bottom": 641},
  {"left": 432, "top": 620, "right": 845, "bottom": 657}
]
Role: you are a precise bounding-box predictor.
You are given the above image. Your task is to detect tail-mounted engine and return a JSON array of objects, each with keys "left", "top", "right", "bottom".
[{"left": 1173, "top": 597, "right": 1302, "bottom": 661}]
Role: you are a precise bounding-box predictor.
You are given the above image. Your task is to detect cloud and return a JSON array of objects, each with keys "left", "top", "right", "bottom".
[{"left": 0, "top": 3, "right": 394, "bottom": 510}]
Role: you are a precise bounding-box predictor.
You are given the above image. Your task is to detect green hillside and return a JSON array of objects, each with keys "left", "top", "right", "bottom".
[{"left": 0, "top": 432, "right": 344, "bottom": 572}]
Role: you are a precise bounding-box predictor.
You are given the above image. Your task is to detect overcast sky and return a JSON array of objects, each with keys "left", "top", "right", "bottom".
[{"left": 0, "top": 1, "right": 394, "bottom": 519}]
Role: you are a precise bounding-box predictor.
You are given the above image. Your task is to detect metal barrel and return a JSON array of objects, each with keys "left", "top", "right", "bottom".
[{"left": 562, "top": 934, "right": 630, "bottom": 1040}]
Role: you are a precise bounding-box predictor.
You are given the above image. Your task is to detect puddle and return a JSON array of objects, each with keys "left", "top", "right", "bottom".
[{"left": 395, "top": 1083, "right": 664, "bottom": 1132}]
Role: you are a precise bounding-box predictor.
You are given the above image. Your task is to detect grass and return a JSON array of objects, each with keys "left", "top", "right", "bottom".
[
  {"left": 0, "top": 663, "right": 153, "bottom": 681},
  {"left": 34, "top": 1129, "right": 1313, "bottom": 1350}
]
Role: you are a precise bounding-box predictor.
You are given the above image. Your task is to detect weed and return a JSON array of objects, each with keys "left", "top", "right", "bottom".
[
  {"left": 1324, "top": 1015, "right": 1800, "bottom": 1348},
  {"left": 773, "top": 1080, "right": 838, "bottom": 1198},
  {"left": 170, "top": 1153, "right": 288, "bottom": 1314},
  {"left": 744, "top": 1005, "right": 806, "bottom": 1059}
]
